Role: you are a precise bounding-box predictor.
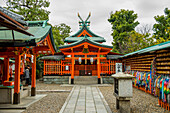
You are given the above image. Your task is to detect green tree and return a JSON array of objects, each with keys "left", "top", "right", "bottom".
[
  {"left": 108, "top": 9, "right": 139, "bottom": 54},
  {"left": 153, "top": 8, "right": 170, "bottom": 43},
  {"left": 52, "top": 23, "right": 71, "bottom": 48},
  {"left": 125, "top": 31, "right": 154, "bottom": 53},
  {"left": 5, "top": 0, "right": 50, "bottom": 21}
]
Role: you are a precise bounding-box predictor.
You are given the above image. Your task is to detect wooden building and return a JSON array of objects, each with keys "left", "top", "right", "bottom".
[
  {"left": 121, "top": 41, "right": 170, "bottom": 111},
  {"left": 0, "top": 6, "right": 56, "bottom": 104},
  {"left": 41, "top": 13, "right": 122, "bottom": 84}
]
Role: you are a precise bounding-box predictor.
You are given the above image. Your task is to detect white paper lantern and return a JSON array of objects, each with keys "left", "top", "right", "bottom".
[
  {"left": 79, "top": 57, "right": 81, "bottom": 64},
  {"left": 90, "top": 57, "right": 93, "bottom": 64}
]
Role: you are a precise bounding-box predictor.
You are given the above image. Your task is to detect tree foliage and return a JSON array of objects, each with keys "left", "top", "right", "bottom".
[
  {"left": 108, "top": 9, "right": 139, "bottom": 53},
  {"left": 5, "top": 0, "right": 50, "bottom": 21},
  {"left": 126, "top": 31, "right": 154, "bottom": 53},
  {"left": 153, "top": 8, "right": 170, "bottom": 43},
  {"left": 52, "top": 23, "right": 71, "bottom": 48}
]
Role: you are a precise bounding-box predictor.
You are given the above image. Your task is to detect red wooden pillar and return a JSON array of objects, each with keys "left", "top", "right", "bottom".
[
  {"left": 97, "top": 55, "right": 101, "bottom": 84},
  {"left": 31, "top": 55, "right": 36, "bottom": 96},
  {"left": 109, "top": 59, "right": 110, "bottom": 73},
  {"left": 4, "top": 57, "right": 9, "bottom": 81},
  {"left": 44, "top": 60, "right": 45, "bottom": 75},
  {"left": 61, "top": 60, "right": 63, "bottom": 75},
  {"left": 71, "top": 55, "right": 74, "bottom": 84},
  {"left": 13, "top": 55, "right": 21, "bottom": 104}
]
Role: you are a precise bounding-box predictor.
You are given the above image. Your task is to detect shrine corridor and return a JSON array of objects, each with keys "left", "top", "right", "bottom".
[{"left": 59, "top": 86, "right": 112, "bottom": 113}]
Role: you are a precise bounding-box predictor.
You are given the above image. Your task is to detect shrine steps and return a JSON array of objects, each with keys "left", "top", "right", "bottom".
[{"left": 74, "top": 76, "right": 98, "bottom": 85}]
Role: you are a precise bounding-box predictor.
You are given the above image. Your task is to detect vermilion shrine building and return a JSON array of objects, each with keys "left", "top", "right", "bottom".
[
  {"left": 0, "top": 6, "right": 56, "bottom": 104},
  {"left": 41, "top": 13, "right": 122, "bottom": 84}
]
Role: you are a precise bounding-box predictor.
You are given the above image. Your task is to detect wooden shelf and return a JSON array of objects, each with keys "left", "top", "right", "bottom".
[
  {"left": 157, "top": 53, "right": 170, "bottom": 57},
  {"left": 157, "top": 67, "right": 170, "bottom": 69},
  {"left": 157, "top": 71, "right": 170, "bottom": 74},
  {"left": 157, "top": 62, "right": 170, "bottom": 65},
  {"left": 156, "top": 58, "right": 170, "bottom": 61}
]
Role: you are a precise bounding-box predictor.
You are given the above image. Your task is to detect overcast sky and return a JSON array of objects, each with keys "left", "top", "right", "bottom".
[{"left": 1, "top": 0, "right": 170, "bottom": 45}]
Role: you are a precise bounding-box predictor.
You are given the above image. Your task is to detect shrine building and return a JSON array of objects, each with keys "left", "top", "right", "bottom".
[{"left": 41, "top": 13, "right": 122, "bottom": 84}]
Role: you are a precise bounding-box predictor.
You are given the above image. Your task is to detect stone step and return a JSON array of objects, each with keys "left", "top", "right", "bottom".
[{"left": 74, "top": 76, "right": 98, "bottom": 84}]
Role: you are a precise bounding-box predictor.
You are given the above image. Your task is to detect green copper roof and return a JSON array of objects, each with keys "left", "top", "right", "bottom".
[
  {"left": 122, "top": 41, "right": 170, "bottom": 57},
  {"left": 0, "top": 26, "right": 50, "bottom": 41},
  {"left": 59, "top": 36, "right": 112, "bottom": 49},
  {"left": 0, "top": 20, "right": 57, "bottom": 51},
  {"left": 64, "top": 13, "right": 106, "bottom": 43}
]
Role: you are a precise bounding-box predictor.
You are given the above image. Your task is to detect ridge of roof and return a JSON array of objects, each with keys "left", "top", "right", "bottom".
[{"left": 27, "top": 20, "right": 48, "bottom": 28}]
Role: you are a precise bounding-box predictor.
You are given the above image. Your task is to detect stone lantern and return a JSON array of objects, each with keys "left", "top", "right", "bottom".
[{"left": 112, "top": 72, "right": 135, "bottom": 113}]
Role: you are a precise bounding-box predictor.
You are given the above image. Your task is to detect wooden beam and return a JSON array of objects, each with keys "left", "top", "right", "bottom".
[
  {"left": 0, "top": 52, "right": 16, "bottom": 57},
  {"left": 46, "top": 34, "right": 55, "bottom": 54},
  {"left": 33, "top": 46, "right": 49, "bottom": 52},
  {"left": 60, "top": 42, "right": 112, "bottom": 52},
  {"left": 62, "top": 52, "right": 109, "bottom": 55}
]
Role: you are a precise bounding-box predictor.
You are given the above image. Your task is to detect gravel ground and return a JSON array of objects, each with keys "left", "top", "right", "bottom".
[
  {"left": 22, "top": 81, "right": 73, "bottom": 113},
  {"left": 99, "top": 85, "right": 169, "bottom": 113}
]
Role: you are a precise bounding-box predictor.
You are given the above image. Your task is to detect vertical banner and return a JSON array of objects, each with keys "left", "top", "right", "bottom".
[
  {"left": 31, "top": 55, "right": 34, "bottom": 63},
  {"left": 116, "top": 63, "right": 122, "bottom": 73},
  {"left": 24, "top": 54, "right": 26, "bottom": 63}
]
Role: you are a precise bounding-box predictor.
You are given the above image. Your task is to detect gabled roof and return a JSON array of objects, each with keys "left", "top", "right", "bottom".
[
  {"left": 59, "top": 36, "right": 112, "bottom": 49},
  {"left": 64, "top": 13, "right": 106, "bottom": 43}
]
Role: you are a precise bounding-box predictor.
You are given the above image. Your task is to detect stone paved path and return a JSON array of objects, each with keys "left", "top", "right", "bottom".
[{"left": 59, "top": 86, "right": 112, "bottom": 113}]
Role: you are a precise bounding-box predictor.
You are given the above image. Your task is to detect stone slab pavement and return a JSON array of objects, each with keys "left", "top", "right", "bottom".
[
  {"left": 0, "top": 94, "right": 47, "bottom": 113},
  {"left": 59, "top": 86, "right": 112, "bottom": 113}
]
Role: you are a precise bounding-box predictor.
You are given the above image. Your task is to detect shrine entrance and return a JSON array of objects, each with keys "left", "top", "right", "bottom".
[{"left": 74, "top": 59, "right": 97, "bottom": 76}]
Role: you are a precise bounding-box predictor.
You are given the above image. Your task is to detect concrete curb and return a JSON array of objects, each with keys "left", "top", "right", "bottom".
[
  {"left": 97, "top": 87, "right": 112, "bottom": 113},
  {"left": 0, "top": 94, "right": 47, "bottom": 109},
  {"left": 59, "top": 86, "right": 75, "bottom": 113}
]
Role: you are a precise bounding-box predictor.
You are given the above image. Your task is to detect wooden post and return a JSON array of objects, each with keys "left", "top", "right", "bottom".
[
  {"left": 61, "top": 60, "right": 63, "bottom": 75},
  {"left": 4, "top": 57, "right": 9, "bottom": 81},
  {"left": 71, "top": 55, "right": 74, "bottom": 84},
  {"left": 97, "top": 54, "right": 101, "bottom": 84},
  {"left": 31, "top": 55, "right": 36, "bottom": 96},
  {"left": 44, "top": 60, "right": 46, "bottom": 75},
  {"left": 109, "top": 59, "right": 110, "bottom": 73},
  {"left": 13, "top": 55, "right": 21, "bottom": 104}
]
